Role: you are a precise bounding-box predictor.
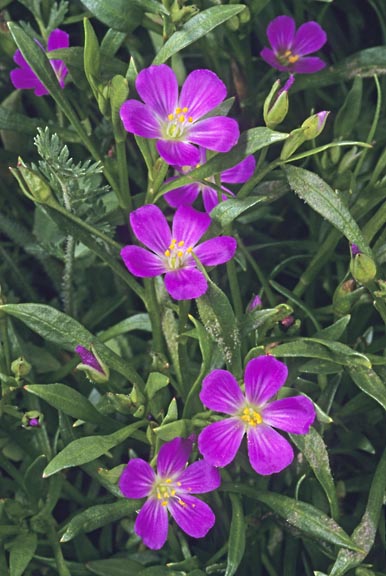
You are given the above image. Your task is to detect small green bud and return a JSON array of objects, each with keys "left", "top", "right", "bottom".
[
  {"left": 9, "top": 158, "right": 55, "bottom": 205},
  {"left": 263, "top": 76, "right": 294, "bottom": 129},
  {"left": 239, "top": 6, "right": 250, "bottom": 24},
  {"left": 332, "top": 278, "right": 359, "bottom": 315},
  {"left": 11, "top": 357, "right": 32, "bottom": 379},
  {"left": 22, "top": 410, "right": 43, "bottom": 429},
  {"left": 226, "top": 15, "right": 240, "bottom": 31},
  {"left": 329, "top": 144, "right": 342, "bottom": 165},
  {"left": 350, "top": 252, "right": 377, "bottom": 285},
  {"left": 301, "top": 111, "right": 329, "bottom": 141}
]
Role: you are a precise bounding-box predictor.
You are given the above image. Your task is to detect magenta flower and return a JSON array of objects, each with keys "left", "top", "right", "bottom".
[
  {"left": 10, "top": 29, "right": 69, "bottom": 96},
  {"left": 75, "top": 345, "right": 109, "bottom": 383},
  {"left": 260, "top": 15, "right": 327, "bottom": 74},
  {"left": 121, "top": 204, "right": 237, "bottom": 300},
  {"left": 198, "top": 356, "right": 315, "bottom": 475},
  {"left": 165, "top": 149, "right": 256, "bottom": 213},
  {"left": 119, "top": 436, "right": 221, "bottom": 549},
  {"left": 119, "top": 64, "right": 240, "bottom": 166}
]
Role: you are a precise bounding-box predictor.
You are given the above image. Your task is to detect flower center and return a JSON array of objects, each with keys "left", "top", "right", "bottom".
[
  {"left": 278, "top": 49, "right": 300, "bottom": 66},
  {"left": 163, "top": 106, "right": 194, "bottom": 140},
  {"left": 164, "top": 238, "right": 194, "bottom": 270},
  {"left": 153, "top": 477, "right": 181, "bottom": 507},
  {"left": 239, "top": 405, "right": 263, "bottom": 427}
]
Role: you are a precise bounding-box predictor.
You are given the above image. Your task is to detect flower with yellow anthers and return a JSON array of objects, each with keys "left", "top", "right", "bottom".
[{"left": 119, "top": 437, "right": 221, "bottom": 550}]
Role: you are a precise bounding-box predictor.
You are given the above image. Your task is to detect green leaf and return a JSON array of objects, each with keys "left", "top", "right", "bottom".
[
  {"left": 314, "top": 315, "right": 351, "bottom": 341},
  {"left": 329, "top": 447, "right": 386, "bottom": 576},
  {"left": 347, "top": 366, "right": 386, "bottom": 410},
  {"left": 290, "top": 428, "right": 339, "bottom": 520},
  {"left": 61, "top": 500, "right": 141, "bottom": 542},
  {"left": 83, "top": 18, "right": 101, "bottom": 101},
  {"left": 334, "top": 78, "right": 363, "bottom": 139},
  {"left": 99, "top": 314, "right": 151, "bottom": 342},
  {"left": 43, "top": 420, "right": 145, "bottom": 477},
  {"left": 211, "top": 196, "right": 271, "bottom": 227},
  {"left": 81, "top": 0, "right": 167, "bottom": 33},
  {"left": 25, "top": 383, "right": 114, "bottom": 428},
  {"left": 153, "top": 5, "right": 246, "bottom": 64},
  {"left": 86, "top": 558, "right": 144, "bottom": 576},
  {"left": 284, "top": 165, "right": 370, "bottom": 255},
  {"left": 0, "top": 303, "right": 145, "bottom": 390},
  {"left": 225, "top": 494, "right": 246, "bottom": 576},
  {"left": 24, "top": 455, "right": 47, "bottom": 502},
  {"left": 153, "top": 419, "right": 192, "bottom": 441},
  {"left": 271, "top": 338, "right": 371, "bottom": 368},
  {"left": 9, "top": 532, "right": 37, "bottom": 576},
  {"left": 222, "top": 484, "right": 360, "bottom": 551},
  {"left": 158, "top": 128, "right": 288, "bottom": 198},
  {"left": 145, "top": 372, "right": 170, "bottom": 401}
]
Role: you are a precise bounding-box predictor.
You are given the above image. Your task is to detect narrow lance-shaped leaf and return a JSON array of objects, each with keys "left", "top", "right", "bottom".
[
  {"left": 225, "top": 494, "right": 246, "bottom": 576},
  {"left": 81, "top": 0, "right": 168, "bottom": 33},
  {"left": 271, "top": 338, "right": 371, "bottom": 368},
  {"left": 9, "top": 532, "right": 37, "bottom": 576},
  {"left": 86, "top": 558, "right": 144, "bottom": 576},
  {"left": 347, "top": 365, "right": 386, "bottom": 411}
]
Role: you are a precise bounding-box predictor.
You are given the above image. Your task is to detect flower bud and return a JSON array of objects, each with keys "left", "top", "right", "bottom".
[
  {"left": 301, "top": 111, "right": 329, "bottom": 141},
  {"left": 350, "top": 246, "right": 377, "bottom": 285},
  {"left": 247, "top": 294, "right": 262, "bottom": 312},
  {"left": 280, "top": 127, "right": 307, "bottom": 160},
  {"left": 11, "top": 357, "right": 32, "bottom": 379},
  {"left": 332, "top": 278, "right": 358, "bottom": 315},
  {"left": 22, "top": 410, "right": 43, "bottom": 429},
  {"left": 9, "top": 158, "right": 55, "bottom": 205},
  {"left": 263, "top": 76, "right": 294, "bottom": 129},
  {"left": 75, "top": 345, "right": 109, "bottom": 383}
]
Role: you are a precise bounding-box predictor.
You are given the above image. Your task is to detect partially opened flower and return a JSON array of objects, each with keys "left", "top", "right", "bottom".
[
  {"left": 260, "top": 15, "right": 327, "bottom": 74},
  {"left": 165, "top": 149, "right": 256, "bottom": 213},
  {"left": 11, "top": 28, "right": 69, "bottom": 96},
  {"left": 120, "top": 64, "right": 240, "bottom": 166},
  {"left": 75, "top": 345, "right": 109, "bottom": 383},
  {"left": 121, "top": 204, "right": 237, "bottom": 300},
  {"left": 119, "top": 436, "right": 221, "bottom": 550},
  {"left": 198, "top": 355, "right": 315, "bottom": 475}
]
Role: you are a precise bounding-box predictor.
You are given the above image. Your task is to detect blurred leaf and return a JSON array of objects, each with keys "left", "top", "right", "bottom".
[
  {"left": 86, "top": 558, "right": 144, "bottom": 575},
  {"left": 43, "top": 420, "right": 145, "bottom": 477},
  {"left": 9, "top": 532, "right": 37, "bottom": 576},
  {"left": 83, "top": 18, "right": 101, "bottom": 101},
  {"left": 334, "top": 78, "right": 363, "bottom": 139},
  {"left": 99, "top": 314, "right": 151, "bottom": 342},
  {"left": 81, "top": 0, "right": 167, "bottom": 33},
  {"left": 271, "top": 338, "right": 371, "bottom": 368},
  {"left": 347, "top": 366, "right": 386, "bottom": 410},
  {"left": 153, "top": 5, "right": 246, "bottom": 64},
  {"left": 24, "top": 455, "right": 47, "bottom": 502},
  {"left": 284, "top": 165, "right": 370, "bottom": 255},
  {"left": 61, "top": 500, "right": 141, "bottom": 542},
  {"left": 225, "top": 494, "right": 246, "bottom": 576}
]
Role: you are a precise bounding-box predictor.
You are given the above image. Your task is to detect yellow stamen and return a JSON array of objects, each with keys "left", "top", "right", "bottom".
[
  {"left": 188, "top": 116, "right": 193, "bottom": 123},
  {"left": 177, "top": 250, "right": 183, "bottom": 258},
  {"left": 164, "top": 249, "right": 170, "bottom": 257},
  {"left": 161, "top": 500, "right": 168, "bottom": 507},
  {"left": 284, "top": 49, "right": 292, "bottom": 57},
  {"left": 240, "top": 406, "right": 263, "bottom": 427},
  {"left": 168, "top": 113, "right": 174, "bottom": 120},
  {"left": 176, "top": 107, "right": 181, "bottom": 114},
  {"left": 186, "top": 247, "right": 193, "bottom": 254},
  {"left": 182, "top": 106, "right": 188, "bottom": 113},
  {"left": 288, "top": 54, "right": 300, "bottom": 64},
  {"left": 179, "top": 115, "right": 185, "bottom": 123},
  {"left": 165, "top": 478, "right": 172, "bottom": 483},
  {"left": 178, "top": 240, "right": 184, "bottom": 247}
]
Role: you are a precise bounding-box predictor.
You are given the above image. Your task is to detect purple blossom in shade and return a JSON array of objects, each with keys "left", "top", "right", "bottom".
[
  {"left": 350, "top": 243, "right": 361, "bottom": 256},
  {"left": 164, "top": 148, "right": 256, "bottom": 213},
  {"left": 28, "top": 417, "right": 40, "bottom": 427},
  {"left": 120, "top": 204, "right": 237, "bottom": 300},
  {"left": 260, "top": 15, "right": 327, "bottom": 74},
  {"left": 247, "top": 294, "right": 262, "bottom": 312},
  {"left": 75, "top": 345, "right": 104, "bottom": 373},
  {"left": 118, "top": 437, "right": 221, "bottom": 550},
  {"left": 10, "top": 29, "right": 69, "bottom": 96},
  {"left": 119, "top": 64, "right": 240, "bottom": 166},
  {"left": 198, "top": 355, "right": 316, "bottom": 476}
]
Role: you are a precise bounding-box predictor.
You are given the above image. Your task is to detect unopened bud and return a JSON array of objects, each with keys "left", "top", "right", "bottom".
[
  {"left": 264, "top": 76, "right": 294, "bottom": 129},
  {"left": 247, "top": 294, "right": 262, "bottom": 312},
  {"left": 75, "top": 345, "right": 109, "bottom": 383},
  {"left": 11, "top": 357, "right": 32, "bottom": 379},
  {"left": 350, "top": 247, "right": 377, "bottom": 285},
  {"left": 22, "top": 410, "right": 43, "bottom": 429},
  {"left": 333, "top": 278, "right": 358, "bottom": 315},
  {"left": 9, "top": 158, "right": 55, "bottom": 204},
  {"left": 302, "top": 111, "right": 329, "bottom": 141},
  {"left": 280, "top": 127, "right": 307, "bottom": 160}
]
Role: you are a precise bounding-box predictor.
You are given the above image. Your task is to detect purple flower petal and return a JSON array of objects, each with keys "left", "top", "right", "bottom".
[
  {"left": 263, "top": 396, "right": 315, "bottom": 433},
  {"left": 157, "top": 436, "right": 193, "bottom": 478},
  {"left": 120, "top": 246, "right": 166, "bottom": 277},
  {"left": 130, "top": 204, "right": 171, "bottom": 254},
  {"left": 188, "top": 117, "right": 240, "bottom": 153},
  {"left": 244, "top": 356, "right": 288, "bottom": 406},
  {"left": 119, "top": 459, "right": 155, "bottom": 498},
  {"left": 135, "top": 498, "right": 169, "bottom": 550},
  {"left": 136, "top": 64, "right": 178, "bottom": 118},
  {"left": 260, "top": 47, "right": 289, "bottom": 72},
  {"left": 47, "top": 29, "right": 69, "bottom": 51},
  {"left": 164, "top": 268, "right": 208, "bottom": 300},
  {"left": 169, "top": 494, "right": 216, "bottom": 538},
  {"left": 75, "top": 345, "right": 103, "bottom": 372},
  {"left": 120, "top": 100, "right": 161, "bottom": 138},
  {"left": 13, "top": 49, "right": 29, "bottom": 68},
  {"left": 293, "top": 21, "right": 327, "bottom": 56},
  {"left": 172, "top": 206, "right": 211, "bottom": 247},
  {"left": 10, "top": 68, "right": 48, "bottom": 94},
  {"left": 221, "top": 155, "right": 256, "bottom": 183},
  {"left": 164, "top": 183, "right": 200, "bottom": 208},
  {"left": 195, "top": 236, "right": 237, "bottom": 266},
  {"left": 200, "top": 369, "right": 244, "bottom": 414},
  {"left": 179, "top": 69, "right": 227, "bottom": 120},
  {"left": 202, "top": 186, "right": 223, "bottom": 213},
  {"left": 157, "top": 139, "right": 200, "bottom": 166},
  {"left": 178, "top": 460, "right": 221, "bottom": 493},
  {"left": 198, "top": 418, "right": 245, "bottom": 467},
  {"left": 266, "top": 15, "right": 296, "bottom": 53},
  {"left": 292, "top": 57, "right": 326, "bottom": 74},
  {"left": 247, "top": 425, "right": 294, "bottom": 475}
]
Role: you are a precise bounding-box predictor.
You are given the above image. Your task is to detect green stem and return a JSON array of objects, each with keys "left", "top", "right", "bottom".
[
  {"left": 238, "top": 159, "right": 280, "bottom": 199},
  {"left": 177, "top": 300, "right": 190, "bottom": 396},
  {"left": 354, "top": 75, "right": 381, "bottom": 179},
  {"left": 62, "top": 235, "right": 75, "bottom": 316},
  {"left": 115, "top": 140, "right": 132, "bottom": 211},
  {"left": 225, "top": 226, "right": 243, "bottom": 320},
  {"left": 237, "top": 236, "right": 277, "bottom": 307},
  {"left": 0, "top": 315, "right": 11, "bottom": 374},
  {"left": 144, "top": 279, "right": 164, "bottom": 355},
  {"left": 46, "top": 518, "right": 71, "bottom": 576},
  {"left": 363, "top": 200, "right": 386, "bottom": 244}
]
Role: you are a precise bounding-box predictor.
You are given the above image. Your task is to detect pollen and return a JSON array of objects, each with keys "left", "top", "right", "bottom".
[
  {"left": 168, "top": 113, "right": 174, "bottom": 120},
  {"left": 161, "top": 500, "right": 168, "bottom": 507},
  {"left": 176, "top": 107, "right": 181, "bottom": 114},
  {"left": 188, "top": 116, "right": 193, "bottom": 122},
  {"left": 187, "top": 247, "right": 193, "bottom": 253},
  {"left": 182, "top": 107, "right": 188, "bottom": 113},
  {"left": 288, "top": 54, "right": 300, "bottom": 63},
  {"left": 178, "top": 240, "right": 184, "bottom": 247},
  {"left": 240, "top": 406, "right": 263, "bottom": 427},
  {"left": 164, "top": 249, "right": 171, "bottom": 257},
  {"left": 179, "top": 115, "right": 185, "bottom": 122}
]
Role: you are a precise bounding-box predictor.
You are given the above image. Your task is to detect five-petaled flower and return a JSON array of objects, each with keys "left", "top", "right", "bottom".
[
  {"left": 10, "top": 28, "right": 69, "bottom": 96},
  {"left": 198, "top": 355, "right": 315, "bottom": 475},
  {"left": 119, "top": 64, "right": 240, "bottom": 166},
  {"left": 120, "top": 204, "right": 237, "bottom": 300},
  {"left": 119, "top": 436, "right": 221, "bottom": 550},
  {"left": 260, "top": 15, "right": 327, "bottom": 74},
  {"left": 165, "top": 148, "right": 256, "bottom": 213}
]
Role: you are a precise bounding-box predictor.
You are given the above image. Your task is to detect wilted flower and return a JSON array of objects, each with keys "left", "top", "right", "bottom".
[
  {"left": 75, "top": 345, "right": 109, "bottom": 383},
  {"left": 120, "top": 64, "right": 240, "bottom": 166},
  {"left": 119, "top": 436, "right": 221, "bottom": 550},
  {"left": 10, "top": 28, "right": 69, "bottom": 96},
  {"left": 165, "top": 148, "right": 256, "bottom": 213},
  {"left": 121, "top": 204, "right": 237, "bottom": 300},
  {"left": 198, "top": 355, "right": 315, "bottom": 475},
  {"left": 260, "top": 15, "right": 327, "bottom": 74}
]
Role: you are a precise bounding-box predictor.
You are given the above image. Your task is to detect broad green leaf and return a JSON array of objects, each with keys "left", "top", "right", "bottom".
[
  {"left": 211, "top": 196, "right": 272, "bottom": 227},
  {"left": 86, "top": 558, "right": 144, "bottom": 576},
  {"left": 225, "top": 494, "right": 246, "bottom": 576},
  {"left": 153, "top": 5, "right": 246, "bottom": 64},
  {"left": 284, "top": 165, "right": 369, "bottom": 255},
  {"left": 153, "top": 419, "right": 192, "bottom": 441},
  {"left": 271, "top": 338, "right": 371, "bottom": 368},
  {"left": 314, "top": 315, "right": 351, "bottom": 341},
  {"left": 99, "top": 314, "right": 151, "bottom": 342},
  {"left": 0, "top": 303, "right": 145, "bottom": 390},
  {"left": 81, "top": 0, "right": 167, "bottom": 33},
  {"left": 222, "top": 484, "right": 359, "bottom": 551},
  {"left": 347, "top": 366, "right": 386, "bottom": 411},
  {"left": 145, "top": 372, "right": 169, "bottom": 401},
  {"left": 290, "top": 428, "right": 339, "bottom": 520},
  {"left": 61, "top": 500, "right": 141, "bottom": 542},
  {"left": 329, "top": 447, "right": 386, "bottom": 575},
  {"left": 9, "top": 532, "right": 37, "bottom": 576},
  {"left": 43, "top": 420, "right": 145, "bottom": 477},
  {"left": 24, "top": 455, "right": 47, "bottom": 502},
  {"left": 158, "top": 128, "right": 288, "bottom": 198},
  {"left": 25, "top": 383, "right": 114, "bottom": 428}
]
